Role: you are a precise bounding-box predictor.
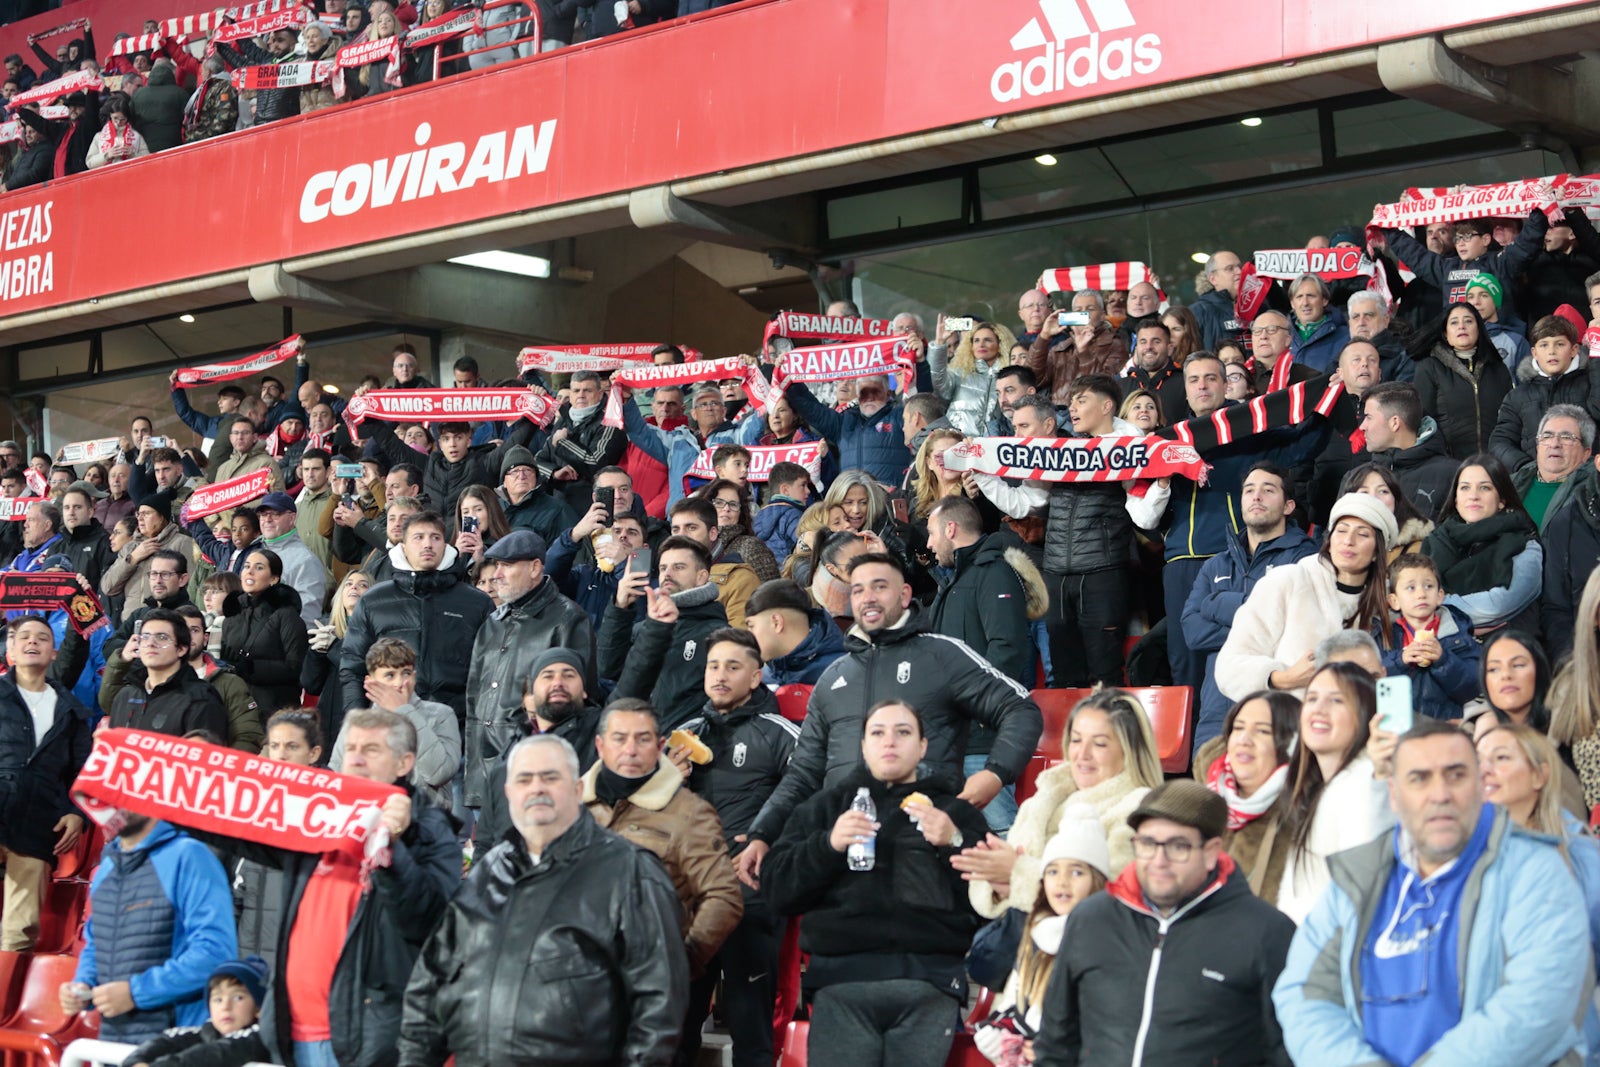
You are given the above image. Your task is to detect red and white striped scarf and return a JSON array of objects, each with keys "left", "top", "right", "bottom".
[
  {"left": 94, "top": 118, "right": 140, "bottom": 163},
  {"left": 1038, "top": 262, "right": 1165, "bottom": 301},
  {"left": 941, "top": 435, "right": 1209, "bottom": 484},
  {"left": 517, "top": 343, "right": 699, "bottom": 375}
]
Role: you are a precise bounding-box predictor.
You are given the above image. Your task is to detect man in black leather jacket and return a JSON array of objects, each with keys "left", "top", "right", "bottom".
[{"left": 400, "top": 733, "right": 688, "bottom": 1067}]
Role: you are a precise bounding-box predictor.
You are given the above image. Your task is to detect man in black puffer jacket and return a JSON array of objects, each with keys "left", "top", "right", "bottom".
[
  {"left": 106, "top": 608, "right": 229, "bottom": 741},
  {"left": 59, "top": 483, "right": 116, "bottom": 591},
  {"left": 1489, "top": 315, "right": 1600, "bottom": 475},
  {"left": 213, "top": 29, "right": 299, "bottom": 126},
  {"left": 1034, "top": 782, "right": 1296, "bottom": 1067},
  {"left": 128, "top": 60, "right": 186, "bottom": 151},
  {"left": 340, "top": 512, "right": 493, "bottom": 725},
  {"left": 600, "top": 536, "right": 729, "bottom": 730},
  {"left": 740, "top": 553, "right": 1040, "bottom": 885},
  {"left": 462, "top": 530, "right": 596, "bottom": 809}
]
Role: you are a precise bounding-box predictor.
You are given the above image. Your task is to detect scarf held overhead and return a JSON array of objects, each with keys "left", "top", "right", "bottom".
[
  {"left": 602, "top": 357, "right": 770, "bottom": 427},
  {"left": 0, "top": 572, "right": 109, "bottom": 636},
  {"left": 770, "top": 338, "right": 916, "bottom": 394},
  {"left": 182, "top": 467, "right": 277, "bottom": 523},
  {"left": 764, "top": 311, "right": 897, "bottom": 347},
  {"left": 1367, "top": 174, "right": 1600, "bottom": 235},
  {"left": 175, "top": 334, "right": 303, "bottom": 388},
  {"left": 685, "top": 441, "right": 823, "bottom": 483},
  {"left": 1160, "top": 376, "right": 1343, "bottom": 452},
  {"left": 941, "top": 435, "right": 1209, "bottom": 483},
  {"left": 8, "top": 70, "right": 104, "bottom": 111},
  {"left": 1037, "top": 262, "right": 1165, "bottom": 301},
  {"left": 517, "top": 343, "right": 700, "bottom": 375},
  {"left": 72, "top": 728, "right": 400, "bottom": 858},
  {"left": 345, "top": 387, "right": 559, "bottom": 427},
  {"left": 56, "top": 437, "right": 122, "bottom": 465}
]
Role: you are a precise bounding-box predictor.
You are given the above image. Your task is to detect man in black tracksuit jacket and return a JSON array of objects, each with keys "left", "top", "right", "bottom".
[
  {"left": 1034, "top": 782, "right": 1295, "bottom": 1067},
  {"left": 364, "top": 416, "right": 542, "bottom": 527},
  {"left": 673, "top": 630, "right": 800, "bottom": 1067},
  {"left": 742, "top": 554, "right": 1041, "bottom": 869}
]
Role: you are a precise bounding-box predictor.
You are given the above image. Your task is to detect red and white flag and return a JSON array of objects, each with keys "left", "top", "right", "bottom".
[
  {"left": 183, "top": 468, "right": 277, "bottom": 521},
  {"left": 1037, "top": 262, "right": 1164, "bottom": 300},
  {"left": 942, "top": 436, "right": 1209, "bottom": 484},
  {"left": 685, "top": 441, "right": 823, "bottom": 483},
  {"left": 0, "top": 496, "right": 48, "bottom": 521},
  {"left": 8, "top": 70, "right": 104, "bottom": 110},
  {"left": 72, "top": 729, "right": 400, "bottom": 858},
  {"left": 344, "top": 388, "right": 559, "bottom": 428},
  {"left": 174, "top": 335, "right": 303, "bottom": 388}
]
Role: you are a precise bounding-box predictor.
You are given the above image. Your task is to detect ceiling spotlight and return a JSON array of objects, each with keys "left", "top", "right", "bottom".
[
  {"left": 178, "top": 314, "right": 196, "bottom": 323},
  {"left": 1190, "top": 252, "right": 1210, "bottom": 264},
  {"left": 322, "top": 383, "right": 340, "bottom": 394},
  {"left": 1239, "top": 117, "right": 1263, "bottom": 127},
  {"left": 1035, "top": 153, "right": 1058, "bottom": 166}
]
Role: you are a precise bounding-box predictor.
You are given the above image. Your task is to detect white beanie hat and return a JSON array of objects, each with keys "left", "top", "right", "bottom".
[
  {"left": 1328, "top": 491, "right": 1399, "bottom": 549},
  {"left": 1040, "top": 802, "right": 1111, "bottom": 879}
]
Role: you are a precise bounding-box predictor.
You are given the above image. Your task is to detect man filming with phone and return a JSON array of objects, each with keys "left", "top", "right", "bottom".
[
  {"left": 545, "top": 473, "right": 658, "bottom": 632},
  {"left": 1025, "top": 290, "right": 1129, "bottom": 405}
]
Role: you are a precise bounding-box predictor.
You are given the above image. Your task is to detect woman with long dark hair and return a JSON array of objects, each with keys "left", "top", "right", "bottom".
[
  {"left": 1274, "top": 662, "right": 1394, "bottom": 924},
  {"left": 1217, "top": 493, "right": 1394, "bottom": 702},
  {"left": 1338, "top": 462, "right": 1433, "bottom": 560},
  {"left": 1409, "top": 301, "right": 1513, "bottom": 459},
  {"left": 1420, "top": 453, "right": 1542, "bottom": 630},
  {"left": 219, "top": 548, "right": 309, "bottom": 713},
  {"left": 1193, "top": 690, "right": 1301, "bottom": 903}
]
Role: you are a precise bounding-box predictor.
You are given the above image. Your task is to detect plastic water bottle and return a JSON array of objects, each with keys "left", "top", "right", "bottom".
[{"left": 847, "top": 787, "right": 877, "bottom": 872}]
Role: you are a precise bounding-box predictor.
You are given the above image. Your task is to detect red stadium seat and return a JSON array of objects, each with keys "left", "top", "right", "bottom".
[
  {"left": 946, "top": 1033, "right": 989, "bottom": 1065},
  {"left": 1591, "top": 803, "right": 1600, "bottom": 829},
  {"left": 33, "top": 881, "right": 88, "bottom": 956},
  {"left": 775, "top": 684, "right": 812, "bottom": 724},
  {"left": 1014, "top": 754, "right": 1057, "bottom": 807},
  {"left": 965, "top": 986, "right": 994, "bottom": 1027},
  {"left": 0, "top": 952, "right": 98, "bottom": 1061},
  {"left": 1029, "top": 688, "right": 1091, "bottom": 762},
  {"left": 773, "top": 918, "right": 803, "bottom": 1054},
  {"left": 52, "top": 827, "right": 103, "bottom": 882},
  {"left": 1126, "top": 687, "right": 1194, "bottom": 773},
  {"left": 0, "top": 950, "right": 29, "bottom": 1027}
]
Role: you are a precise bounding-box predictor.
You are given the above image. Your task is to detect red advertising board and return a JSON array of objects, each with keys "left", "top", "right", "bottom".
[{"left": 0, "top": 0, "right": 1587, "bottom": 321}]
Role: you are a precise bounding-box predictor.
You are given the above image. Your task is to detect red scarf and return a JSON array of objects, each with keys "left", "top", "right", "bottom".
[
  {"left": 1205, "top": 754, "right": 1288, "bottom": 832},
  {"left": 94, "top": 118, "right": 140, "bottom": 164},
  {"left": 175, "top": 335, "right": 303, "bottom": 388},
  {"left": 941, "top": 435, "right": 1209, "bottom": 484}
]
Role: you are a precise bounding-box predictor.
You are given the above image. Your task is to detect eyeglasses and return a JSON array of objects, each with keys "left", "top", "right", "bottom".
[
  {"left": 147, "top": 570, "right": 181, "bottom": 580},
  {"left": 1130, "top": 835, "right": 1199, "bottom": 861},
  {"left": 1224, "top": 371, "right": 1248, "bottom": 383},
  {"left": 1538, "top": 431, "right": 1583, "bottom": 445},
  {"left": 136, "top": 633, "right": 175, "bottom": 647},
  {"left": 1250, "top": 326, "right": 1287, "bottom": 336},
  {"left": 711, "top": 499, "right": 742, "bottom": 511}
]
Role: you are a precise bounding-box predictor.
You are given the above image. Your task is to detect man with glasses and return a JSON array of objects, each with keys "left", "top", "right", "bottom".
[
  {"left": 1190, "top": 250, "right": 1244, "bottom": 352},
  {"left": 496, "top": 446, "right": 574, "bottom": 545},
  {"left": 1511, "top": 405, "right": 1594, "bottom": 530},
  {"left": 1245, "top": 310, "right": 1320, "bottom": 395},
  {"left": 1276, "top": 719, "right": 1589, "bottom": 1067},
  {"left": 619, "top": 384, "right": 764, "bottom": 510},
  {"left": 106, "top": 608, "right": 229, "bottom": 739},
  {"left": 1017, "top": 289, "right": 1051, "bottom": 345},
  {"left": 0, "top": 440, "right": 22, "bottom": 472},
  {"left": 1376, "top": 214, "right": 1543, "bottom": 313},
  {"left": 1034, "top": 781, "right": 1296, "bottom": 1066}
]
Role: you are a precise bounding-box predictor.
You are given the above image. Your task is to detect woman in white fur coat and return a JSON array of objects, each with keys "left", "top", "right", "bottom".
[
  {"left": 1216, "top": 492, "right": 1398, "bottom": 703},
  {"left": 953, "top": 689, "right": 1162, "bottom": 920}
]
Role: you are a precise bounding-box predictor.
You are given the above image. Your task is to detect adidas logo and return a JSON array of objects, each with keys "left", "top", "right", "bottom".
[{"left": 991, "top": 0, "right": 1163, "bottom": 104}]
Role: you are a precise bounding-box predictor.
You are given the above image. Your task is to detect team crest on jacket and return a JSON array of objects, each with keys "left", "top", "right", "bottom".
[
  {"left": 683, "top": 640, "right": 696, "bottom": 661},
  {"left": 897, "top": 661, "right": 911, "bottom": 684},
  {"left": 733, "top": 742, "right": 747, "bottom": 768}
]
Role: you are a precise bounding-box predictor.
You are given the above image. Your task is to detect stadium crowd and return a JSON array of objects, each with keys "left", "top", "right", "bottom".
[
  {"left": 6, "top": 196, "right": 1600, "bottom": 1066},
  {"left": 0, "top": 0, "right": 739, "bottom": 189}
]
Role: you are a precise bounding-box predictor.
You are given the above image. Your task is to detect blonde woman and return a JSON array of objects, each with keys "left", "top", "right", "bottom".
[
  {"left": 955, "top": 688, "right": 1161, "bottom": 919},
  {"left": 299, "top": 569, "right": 371, "bottom": 740},
  {"left": 780, "top": 502, "right": 837, "bottom": 584},
  {"left": 912, "top": 428, "right": 968, "bottom": 521},
  {"left": 1550, "top": 566, "right": 1600, "bottom": 808},
  {"left": 1118, "top": 388, "right": 1165, "bottom": 432},
  {"left": 928, "top": 320, "right": 1020, "bottom": 436}
]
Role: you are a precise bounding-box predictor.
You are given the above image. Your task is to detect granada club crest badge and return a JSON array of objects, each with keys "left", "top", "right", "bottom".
[{"left": 897, "top": 661, "right": 911, "bottom": 684}]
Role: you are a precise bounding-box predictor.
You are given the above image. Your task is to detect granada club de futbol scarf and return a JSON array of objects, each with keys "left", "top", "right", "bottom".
[
  {"left": 73, "top": 729, "right": 401, "bottom": 868},
  {"left": 685, "top": 441, "right": 823, "bottom": 483},
  {"left": 0, "top": 572, "right": 109, "bottom": 635},
  {"left": 0, "top": 495, "right": 47, "bottom": 520},
  {"left": 763, "top": 310, "right": 897, "bottom": 347},
  {"left": 517, "top": 343, "right": 702, "bottom": 375},
  {"left": 1366, "top": 174, "right": 1600, "bottom": 236},
  {"left": 230, "top": 60, "right": 335, "bottom": 91},
  {"left": 182, "top": 468, "right": 278, "bottom": 523},
  {"left": 174, "top": 335, "right": 303, "bottom": 388},
  {"left": 602, "top": 357, "right": 770, "bottom": 428},
  {"left": 770, "top": 338, "right": 917, "bottom": 395},
  {"left": 345, "top": 388, "right": 560, "bottom": 428},
  {"left": 941, "top": 435, "right": 1209, "bottom": 484}
]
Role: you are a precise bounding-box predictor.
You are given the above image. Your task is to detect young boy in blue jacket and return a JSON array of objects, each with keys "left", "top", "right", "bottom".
[
  {"left": 752, "top": 462, "right": 812, "bottom": 566},
  {"left": 1376, "top": 554, "right": 1481, "bottom": 719}
]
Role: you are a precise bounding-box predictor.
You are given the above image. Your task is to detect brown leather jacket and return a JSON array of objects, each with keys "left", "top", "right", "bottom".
[
  {"left": 582, "top": 759, "right": 745, "bottom": 975},
  {"left": 1028, "top": 321, "right": 1130, "bottom": 404}
]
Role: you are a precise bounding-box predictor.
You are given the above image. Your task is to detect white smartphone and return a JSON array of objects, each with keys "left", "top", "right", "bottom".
[
  {"left": 1375, "top": 675, "right": 1414, "bottom": 735},
  {"left": 1057, "top": 311, "right": 1091, "bottom": 327},
  {"left": 945, "top": 316, "right": 975, "bottom": 332}
]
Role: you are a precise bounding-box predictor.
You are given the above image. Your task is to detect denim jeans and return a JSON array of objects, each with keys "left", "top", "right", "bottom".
[
  {"left": 294, "top": 1041, "right": 338, "bottom": 1067},
  {"left": 964, "top": 753, "right": 1017, "bottom": 835}
]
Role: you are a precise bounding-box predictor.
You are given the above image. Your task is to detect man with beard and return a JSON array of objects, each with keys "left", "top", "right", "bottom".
[
  {"left": 1119, "top": 320, "right": 1187, "bottom": 424},
  {"left": 1180, "top": 462, "right": 1315, "bottom": 752},
  {"left": 471, "top": 648, "right": 602, "bottom": 862},
  {"left": 671, "top": 628, "right": 799, "bottom": 1067},
  {"left": 535, "top": 371, "right": 629, "bottom": 515},
  {"left": 63, "top": 809, "right": 236, "bottom": 1045},
  {"left": 736, "top": 553, "right": 1040, "bottom": 890}
]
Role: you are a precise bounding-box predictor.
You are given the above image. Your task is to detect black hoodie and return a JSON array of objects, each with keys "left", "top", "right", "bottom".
[{"left": 129, "top": 62, "right": 187, "bottom": 150}]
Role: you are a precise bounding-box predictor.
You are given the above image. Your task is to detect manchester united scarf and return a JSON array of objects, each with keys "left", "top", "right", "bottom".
[
  {"left": 174, "top": 335, "right": 303, "bottom": 388},
  {"left": 55, "top": 437, "right": 122, "bottom": 465},
  {"left": 0, "top": 572, "right": 109, "bottom": 635},
  {"left": 1037, "top": 262, "right": 1164, "bottom": 301},
  {"left": 183, "top": 468, "right": 277, "bottom": 522},
  {"left": 941, "top": 435, "right": 1209, "bottom": 483},
  {"left": 770, "top": 338, "right": 916, "bottom": 394},
  {"left": 603, "top": 358, "right": 769, "bottom": 428},
  {"left": 763, "top": 311, "right": 897, "bottom": 347},
  {"left": 1159, "top": 376, "right": 1344, "bottom": 452},
  {"left": 72, "top": 728, "right": 400, "bottom": 858},
  {"left": 344, "top": 387, "right": 560, "bottom": 428},
  {"left": 685, "top": 441, "right": 823, "bottom": 483},
  {"left": 517, "top": 343, "right": 698, "bottom": 375}
]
